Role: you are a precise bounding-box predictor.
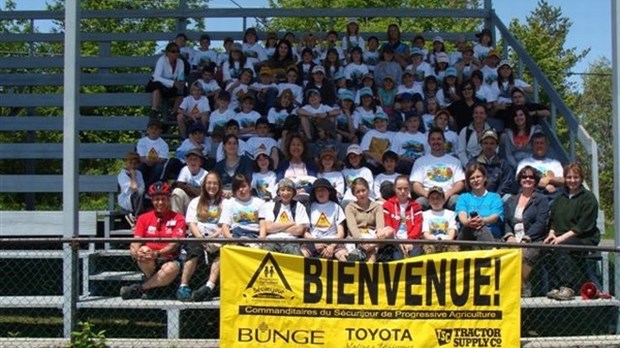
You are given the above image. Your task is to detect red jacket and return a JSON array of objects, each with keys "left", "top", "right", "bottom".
[
  {"left": 383, "top": 197, "right": 423, "bottom": 240},
  {"left": 134, "top": 210, "right": 186, "bottom": 257}
]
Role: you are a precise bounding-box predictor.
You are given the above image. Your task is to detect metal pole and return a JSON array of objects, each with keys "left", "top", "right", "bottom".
[
  {"left": 62, "top": 0, "right": 80, "bottom": 339},
  {"left": 611, "top": 0, "right": 620, "bottom": 335}
]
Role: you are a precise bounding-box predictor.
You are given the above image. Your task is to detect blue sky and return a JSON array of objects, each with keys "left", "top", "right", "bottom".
[{"left": 8, "top": 0, "right": 612, "bottom": 89}]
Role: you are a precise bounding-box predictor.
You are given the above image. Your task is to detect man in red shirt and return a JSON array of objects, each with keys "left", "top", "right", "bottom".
[{"left": 120, "top": 181, "right": 187, "bottom": 300}]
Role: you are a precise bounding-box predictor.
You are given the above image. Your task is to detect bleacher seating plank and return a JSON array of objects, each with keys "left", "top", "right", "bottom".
[
  {"left": 0, "top": 116, "right": 148, "bottom": 131},
  {"left": 0, "top": 93, "right": 151, "bottom": 107},
  {"left": 521, "top": 296, "right": 620, "bottom": 309},
  {"left": 0, "top": 175, "right": 117, "bottom": 193},
  {"left": 0, "top": 250, "right": 94, "bottom": 259},
  {"left": 0, "top": 143, "right": 135, "bottom": 159},
  {"left": 0, "top": 296, "right": 63, "bottom": 309},
  {"left": 77, "top": 296, "right": 220, "bottom": 310},
  {"left": 89, "top": 271, "right": 143, "bottom": 282},
  {"left": 0, "top": 73, "right": 151, "bottom": 86},
  {"left": 0, "top": 211, "right": 97, "bottom": 237}
]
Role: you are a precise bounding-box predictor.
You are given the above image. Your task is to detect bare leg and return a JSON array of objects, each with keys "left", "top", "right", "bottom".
[
  {"left": 141, "top": 261, "right": 180, "bottom": 290},
  {"left": 151, "top": 90, "right": 161, "bottom": 111},
  {"left": 300, "top": 117, "right": 313, "bottom": 140},
  {"left": 181, "top": 257, "right": 198, "bottom": 285},
  {"left": 208, "top": 259, "right": 220, "bottom": 284},
  {"left": 176, "top": 113, "right": 187, "bottom": 137}
]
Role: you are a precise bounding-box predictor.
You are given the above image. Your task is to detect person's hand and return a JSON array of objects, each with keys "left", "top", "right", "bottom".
[
  {"left": 321, "top": 244, "right": 335, "bottom": 258},
  {"left": 505, "top": 236, "right": 517, "bottom": 244},
  {"left": 137, "top": 245, "right": 154, "bottom": 261},
  {"left": 545, "top": 184, "right": 556, "bottom": 193},
  {"left": 543, "top": 232, "right": 556, "bottom": 244}
]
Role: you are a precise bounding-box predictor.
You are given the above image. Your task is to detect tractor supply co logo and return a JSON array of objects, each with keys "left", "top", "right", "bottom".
[
  {"left": 435, "top": 328, "right": 502, "bottom": 347},
  {"left": 243, "top": 252, "right": 295, "bottom": 300}
]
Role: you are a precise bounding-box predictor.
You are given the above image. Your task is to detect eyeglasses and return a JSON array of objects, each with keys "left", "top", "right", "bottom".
[{"left": 521, "top": 175, "right": 535, "bottom": 180}]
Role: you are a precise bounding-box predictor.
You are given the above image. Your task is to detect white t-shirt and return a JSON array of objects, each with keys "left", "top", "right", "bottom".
[
  {"left": 208, "top": 108, "right": 236, "bottom": 136},
  {"left": 309, "top": 201, "right": 345, "bottom": 238},
  {"left": 390, "top": 131, "right": 429, "bottom": 161},
  {"left": 117, "top": 169, "right": 145, "bottom": 211},
  {"left": 176, "top": 166, "right": 208, "bottom": 188},
  {"left": 317, "top": 171, "right": 346, "bottom": 199},
  {"left": 277, "top": 83, "right": 304, "bottom": 105},
  {"left": 396, "top": 84, "right": 424, "bottom": 99},
  {"left": 300, "top": 103, "right": 335, "bottom": 119},
  {"left": 246, "top": 136, "right": 278, "bottom": 157},
  {"left": 354, "top": 106, "right": 385, "bottom": 130},
  {"left": 364, "top": 50, "right": 380, "bottom": 72},
  {"left": 444, "top": 129, "right": 459, "bottom": 157},
  {"left": 409, "top": 153, "right": 465, "bottom": 191},
  {"left": 242, "top": 42, "right": 268, "bottom": 62},
  {"left": 405, "top": 62, "right": 432, "bottom": 85},
  {"left": 490, "top": 79, "right": 531, "bottom": 104},
  {"left": 219, "top": 197, "right": 265, "bottom": 232},
  {"left": 234, "top": 110, "right": 262, "bottom": 138},
  {"left": 251, "top": 171, "right": 277, "bottom": 200},
  {"left": 360, "top": 129, "right": 394, "bottom": 156},
  {"left": 260, "top": 200, "right": 310, "bottom": 239},
  {"left": 516, "top": 156, "right": 564, "bottom": 180},
  {"left": 175, "top": 138, "right": 212, "bottom": 163},
  {"left": 191, "top": 49, "right": 218, "bottom": 68},
  {"left": 480, "top": 65, "right": 498, "bottom": 86},
  {"left": 216, "top": 139, "right": 249, "bottom": 162},
  {"left": 186, "top": 197, "right": 220, "bottom": 237},
  {"left": 373, "top": 172, "right": 399, "bottom": 199},
  {"left": 422, "top": 209, "right": 457, "bottom": 239},
  {"left": 267, "top": 107, "right": 297, "bottom": 129},
  {"left": 197, "top": 79, "right": 221, "bottom": 95},
  {"left": 343, "top": 62, "right": 369, "bottom": 85},
  {"left": 475, "top": 84, "right": 496, "bottom": 103},
  {"left": 137, "top": 136, "right": 169, "bottom": 160},
  {"left": 341, "top": 36, "right": 366, "bottom": 52},
  {"left": 179, "top": 96, "right": 211, "bottom": 116},
  {"left": 342, "top": 166, "right": 375, "bottom": 202}
]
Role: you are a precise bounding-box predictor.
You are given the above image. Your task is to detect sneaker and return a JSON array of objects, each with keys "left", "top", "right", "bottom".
[
  {"left": 546, "top": 288, "right": 559, "bottom": 299},
  {"left": 176, "top": 286, "right": 192, "bottom": 301},
  {"left": 192, "top": 285, "right": 214, "bottom": 302},
  {"left": 120, "top": 284, "right": 142, "bottom": 300},
  {"left": 347, "top": 249, "right": 366, "bottom": 262},
  {"left": 554, "top": 286, "right": 575, "bottom": 301},
  {"left": 124, "top": 214, "right": 136, "bottom": 228}
]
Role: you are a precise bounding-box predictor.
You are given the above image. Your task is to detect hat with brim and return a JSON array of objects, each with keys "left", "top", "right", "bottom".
[
  {"left": 277, "top": 178, "right": 296, "bottom": 192},
  {"left": 480, "top": 129, "right": 499, "bottom": 143},
  {"left": 428, "top": 186, "right": 445, "bottom": 197},
  {"left": 346, "top": 144, "right": 363, "bottom": 156},
  {"left": 185, "top": 148, "right": 204, "bottom": 160}
]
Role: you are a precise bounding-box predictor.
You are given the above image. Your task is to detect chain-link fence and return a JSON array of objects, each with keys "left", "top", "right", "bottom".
[{"left": 0, "top": 238, "right": 618, "bottom": 347}]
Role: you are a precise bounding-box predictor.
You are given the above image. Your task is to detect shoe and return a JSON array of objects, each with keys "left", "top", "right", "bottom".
[
  {"left": 124, "top": 214, "right": 136, "bottom": 228},
  {"left": 176, "top": 286, "right": 192, "bottom": 301},
  {"left": 120, "top": 284, "right": 142, "bottom": 300},
  {"left": 149, "top": 109, "right": 161, "bottom": 119},
  {"left": 554, "top": 286, "right": 575, "bottom": 301},
  {"left": 546, "top": 288, "right": 559, "bottom": 299},
  {"left": 192, "top": 285, "right": 214, "bottom": 302},
  {"left": 347, "top": 249, "right": 366, "bottom": 262},
  {"left": 521, "top": 283, "right": 532, "bottom": 298}
]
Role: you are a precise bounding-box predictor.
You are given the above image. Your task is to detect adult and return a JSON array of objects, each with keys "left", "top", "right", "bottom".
[
  {"left": 177, "top": 172, "right": 225, "bottom": 302},
  {"left": 410, "top": 127, "right": 465, "bottom": 210},
  {"left": 380, "top": 24, "right": 410, "bottom": 68},
  {"left": 503, "top": 166, "right": 549, "bottom": 297},
  {"left": 448, "top": 80, "right": 484, "bottom": 131},
  {"left": 455, "top": 163, "right": 504, "bottom": 242},
  {"left": 457, "top": 104, "right": 492, "bottom": 166},
  {"left": 544, "top": 163, "right": 601, "bottom": 300},
  {"left": 516, "top": 132, "right": 564, "bottom": 199},
  {"left": 212, "top": 134, "right": 253, "bottom": 194},
  {"left": 146, "top": 42, "right": 185, "bottom": 118},
  {"left": 265, "top": 39, "right": 296, "bottom": 80},
  {"left": 467, "top": 129, "right": 514, "bottom": 199},
  {"left": 120, "top": 182, "right": 186, "bottom": 300},
  {"left": 511, "top": 88, "right": 550, "bottom": 122},
  {"left": 499, "top": 105, "right": 542, "bottom": 169},
  {"left": 275, "top": 133, "right": 318, "bottom": 194}
]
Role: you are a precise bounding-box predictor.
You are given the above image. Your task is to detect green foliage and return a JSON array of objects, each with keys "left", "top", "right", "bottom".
[
  {"left": 573, "top": 58, "right": 613, "bottom": 221},
  {"left": 68, "top": 321, "right": 107, "bottom": 348},
  {"left": 265, "top": 0, "right": 481, "bottom": 40},
  {"left": 505, "top": 0, "right": 588, "bottom": 102}
]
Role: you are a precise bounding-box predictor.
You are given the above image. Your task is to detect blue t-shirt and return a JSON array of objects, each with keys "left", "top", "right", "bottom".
[{"left": 455, "top": 191, "right": 504, "bottom": 237}]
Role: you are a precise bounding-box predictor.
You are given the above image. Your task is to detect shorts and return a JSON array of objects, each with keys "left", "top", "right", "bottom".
[
  {"left": 302, "top": 242, "right": 347, "bottom": 258},
  {"left": 145, "top": 79, "right": 182, "bottom": 99},
  {"left": 262, "top": 242, "right": 302, "bottom": 256}
]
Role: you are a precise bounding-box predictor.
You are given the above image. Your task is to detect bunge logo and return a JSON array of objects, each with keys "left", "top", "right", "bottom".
[
  {"left": 435, "top": 329, "right": 453, "bottom": 346},
  {"left": 238, "top": 322, "right": 325, "bottom": 345},
  {"left": 244, "top": 252, "right": 295, "bottom": 300}
]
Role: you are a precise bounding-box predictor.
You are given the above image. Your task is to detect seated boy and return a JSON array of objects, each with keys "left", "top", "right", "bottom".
[
  {"left": 259, "top": 178, "right": 309, "bottom": 255},
  {"left": 246, "top": 117, "right": 280, "bottom": 168},
  {"left": 373, "top": 150, "right": 400, "bottom": 201},
  {"left": 208, "top": 90, "right": 235, "bottom": 143},
  {"left": 176, "top": 81, "right": 211, "bottom": 138},
  {"left": 421, "top": 186, "right": 459, "bottom": 254},
  {"left": 117, "top": 151, "right": 147, "bottom": 226},
  {"left": 170, "top": 149, "right": 208, "bottom": 215}
]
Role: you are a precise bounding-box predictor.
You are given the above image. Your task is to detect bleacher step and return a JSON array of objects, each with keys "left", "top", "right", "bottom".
[{"left": 89, "top": 271, "right": 143, "bottom": 282}]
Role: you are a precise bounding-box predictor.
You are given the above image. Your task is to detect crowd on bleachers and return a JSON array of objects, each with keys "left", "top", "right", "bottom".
[{"left": 118, "top": 21, "right": 600, "bottom": 303}]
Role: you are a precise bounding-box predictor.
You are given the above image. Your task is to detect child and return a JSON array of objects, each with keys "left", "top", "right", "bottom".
[
  {"left": 196, "top": 64, "right": 221, "bottom": 110},
  {"left": 342, "top": 144, "right": 375, "bottom": 203},
  {"left": 246, "top": 117, "right": 279, "bottom": 168},
  {"left": 117, "top": 151, "right": 146, "bottom": 226},
  {"left": 316, "top": 146, "right": 345, "bottom": 201},
  {"left": 225, "top": 67, "right": 253, "bottom": 111},
  {"left": 301, "top": 178, "right": 348, "bottom": 261},
  {"left": 354, "top": 87, "right": 383, "bottom": 135},
  {"left": 354, "top": 73, "right": 376, "bottom": 104},
  {"left": 372, "top": 150, "right": 400, "bottom": 201},
  {"left": 427, "top": 36, "right": 446, "bottom": 67},
  {"left": 295, "top": 48, "right": 316, "bottom": 87},
  {"left": 312, "top": 119, "right": 340, "bottom": 162},
  {"left": 422, "top": 186, "right": 458, "bottom": 254},
  {"left": 391, "top": 113, "right": 428, "bottom": 174},
  {"left": 432, "top": 52, "right": 450, "bottom": 83},
  {"left": 364, "top": 36, "right": 380, "bottom": 73},
  {"left": 241, "top": 27, "right": 267, "bottom": 62},
  {"left": 377, "top": 74, "right": 397, "bottom": 117},
  {"left": 343, "top": 47, "right": 369, "bottom": 88},
  {"left": 421, "top": 96, "right": 439, "bottom": 131},
  {"left": 250, "top": 66, "right": 279, "bottom": 115},
  {"left": 341, "top": 18, "right": 365, "bottom": 56},
  {"left": 473, "top": 28, "right": 494, "bottom": 61},
  {"left": 175, "top": 123, "right": 213, "bottom": 169},
  {"left": 383, "top": 175, "right": 423, "bottom": 259},
  {"left": 176, "top": 82, "right": 211, "bottom": 138},
  {"left": 170, "top": 149, "right": 208, "bottom": 215},
  {"left": 411, "top": 34, "right": 428, "bottom": 60},
  {"left": 267, "top": 89, "right": 297, "bottom": 138},
  {"left": 406, "top": 48, "right": 432, "bottom": 90},
  {"left": 320, "top": 30, "right": 346, "bottom": 63},
  {"left": 233, "top": 94, "right": 261, "bottom": 139},
  {"left": 222, "top": 43, "right": 255, "bottom": 85},
  {"left": 437, "top": 67, "right": 460, "bottom": 108},
  {"left": 251, "top": 148, "right": 277, "bottom": 201},
  {"left": 335, "top": 89, "right": 358, "bottom": 143},
  {"left": 215, "top": 119, "right": 249, "bottom": 162},
  {"left": 136, "top": 119, "right": 171, "bottom": 187},
  {"left": 322, "top": 48, "right": 343, "bottom": 82},
  {"left": 191, "top": 34, "right": 218, "bottom": 70},
  {"left": 434, "top": 109, "right": 459, "bottom": 157},
  {"left": 259, "top": 178, "right": 309, "bottom": 255},
  {"left": 208, "top": 91, "right": 235, "bottom": 143},
  {"left": 277, "top": 66, "right": 303, "bottom": 106},
  {"left": 359, "top": 111, "right": 394, "bottom": 172},
  {"left": 220, "top": 173, "right": 265, "bottom": 245},
  {"left": 397, "top": 68, "right": 424, "bottom": 100},
  {"left": 297, "top": 88, "right": 339, "bottom": 141}
]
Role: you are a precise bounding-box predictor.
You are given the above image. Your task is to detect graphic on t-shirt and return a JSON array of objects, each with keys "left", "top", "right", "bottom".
[
  {"left": 429, "top": 218, "right": 449, "bottom": 236},
  {"left": 315, "top": 213, "right": 331, "bottom": 228},
  {"left": 485, "top": 72, "right": 497, "bottom": 85},
  {"left": 233, "top": 207, "right": 259, "bottom": 225},
  {"left": 190, "top": 105, "right": 200, "bottom": 115},
  {"left": 205, "top": 205, "right": 220, "bottom": 224},
  {"left": 533, "top": 165, "right": 556, "bottom": 178},
  {"left": 278, "top": 212, "right": 290, "bottom": 223},
  {"left": 396, "top": 216, "right": 407, "bottom": 239},
  {"left": 256, "top": 179, "right": 269, "bottom": 197},
  {"left": 402, "top": 140, "right": 425, "bottom": 159},
  {"left": 426, "top": 164, "right": 454, "bottom": 183},
  {"left": 147, "top": 148, "right": 159, "bottom": 161},
  {"left": 369, "top": 137, "right": 390, "bottom": 155},
  {"left": 240, "top": 117, "right": 256, "bottom": 129},
  {"left": 415, "top": 69, "right": 425, "bottom": 82}
]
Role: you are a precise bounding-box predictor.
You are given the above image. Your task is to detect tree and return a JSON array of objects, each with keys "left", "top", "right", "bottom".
[
  {"left": 573, "top": 58, "right": 613, "bottom": 222},
  {"left": 506, "top": 0, "right": 589, "bottom": 102},
  {"left": 265, "top": 0, "right": 482, "bottom": 42}
]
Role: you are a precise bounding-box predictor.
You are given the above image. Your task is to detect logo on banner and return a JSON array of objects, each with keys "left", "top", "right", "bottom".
[
  {"left": 436, "top": 329, "right": 453, "bottom": 345},
  {"left": 244, "top": 252, "right": 295, "bottom": 300},
  {"left": 435, "top": 328, "right": 503, "bottom": 347}
]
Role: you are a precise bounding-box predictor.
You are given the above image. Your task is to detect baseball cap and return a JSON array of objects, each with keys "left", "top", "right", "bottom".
[
  {"left": 305, "top": 88, "right": 321, "bottom": 98},
  {"left": 436, "top": 52, "right": 449, "bottom": 63},
  {"left": 428, "top": 186, "right": 445, "bottom": 197},
  {"left": 185, "top": 148, "right": 204, "bottom": 160},
  {"left": 338, "top": 89, "right": 355, "bottom": 102},
  {"left": 312, "top": 65, "right": 326, "bottom": 74},
  {"left": 374, "top": 111, "right": 388, "bottom": 121},
  {"left": 498, "top": 59, "right": 512, "bottom": 69},
  {"left": 432, "top": 36, "right": 444, "bottom": 44},
  {"left": 410, "top": 47, "right": 424, "bottom": 56},
  {"left": 346, "top": 144, "right": 363, "bottom": 156},
  {"left": 277, "top": 178, "right": 296, "bottom": 192},
  {"left": 254, "top": 147, "right": 270, "bottom": 159},
  {"left": 480, "top": 129, "right": 499, "bottom": 143},
  {"left": 445, "top": 67, "right": 457, "bottom": 78},
  {"left": 358, "top": 86, "right": 373, "bottom": 97}
]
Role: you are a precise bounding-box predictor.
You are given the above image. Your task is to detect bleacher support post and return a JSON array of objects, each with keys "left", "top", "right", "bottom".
[{"left": 611, "top": 0, "right": 620, "bottom": 334}]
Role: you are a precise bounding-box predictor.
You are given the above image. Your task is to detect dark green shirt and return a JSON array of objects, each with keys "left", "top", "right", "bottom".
[{"left": 549, "top": 186, "right": 600, "bottom": 246}]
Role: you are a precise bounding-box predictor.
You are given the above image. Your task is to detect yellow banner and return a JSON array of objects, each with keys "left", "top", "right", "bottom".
[{"left": 221, "top": 246, "right": 521, "bottom": 347}]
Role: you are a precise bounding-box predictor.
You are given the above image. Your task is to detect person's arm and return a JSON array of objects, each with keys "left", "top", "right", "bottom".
[
  {"left": 175, "top": 182, "right": 201, "bottom": 197},
  {"left": 412, "top": 182, "right": 428, "bottom": 199},
  {"left": 345, "top": 205, "right": 362, "bottom": 238},
  {"left": 444, "top": 180, "right": 465, "bottom": 200},
  {"left": 527, "top": 195, "right": 550, "bottom": 241},
  {"left": 407, "top": 205, "right": 423, "bottom": 240}
]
